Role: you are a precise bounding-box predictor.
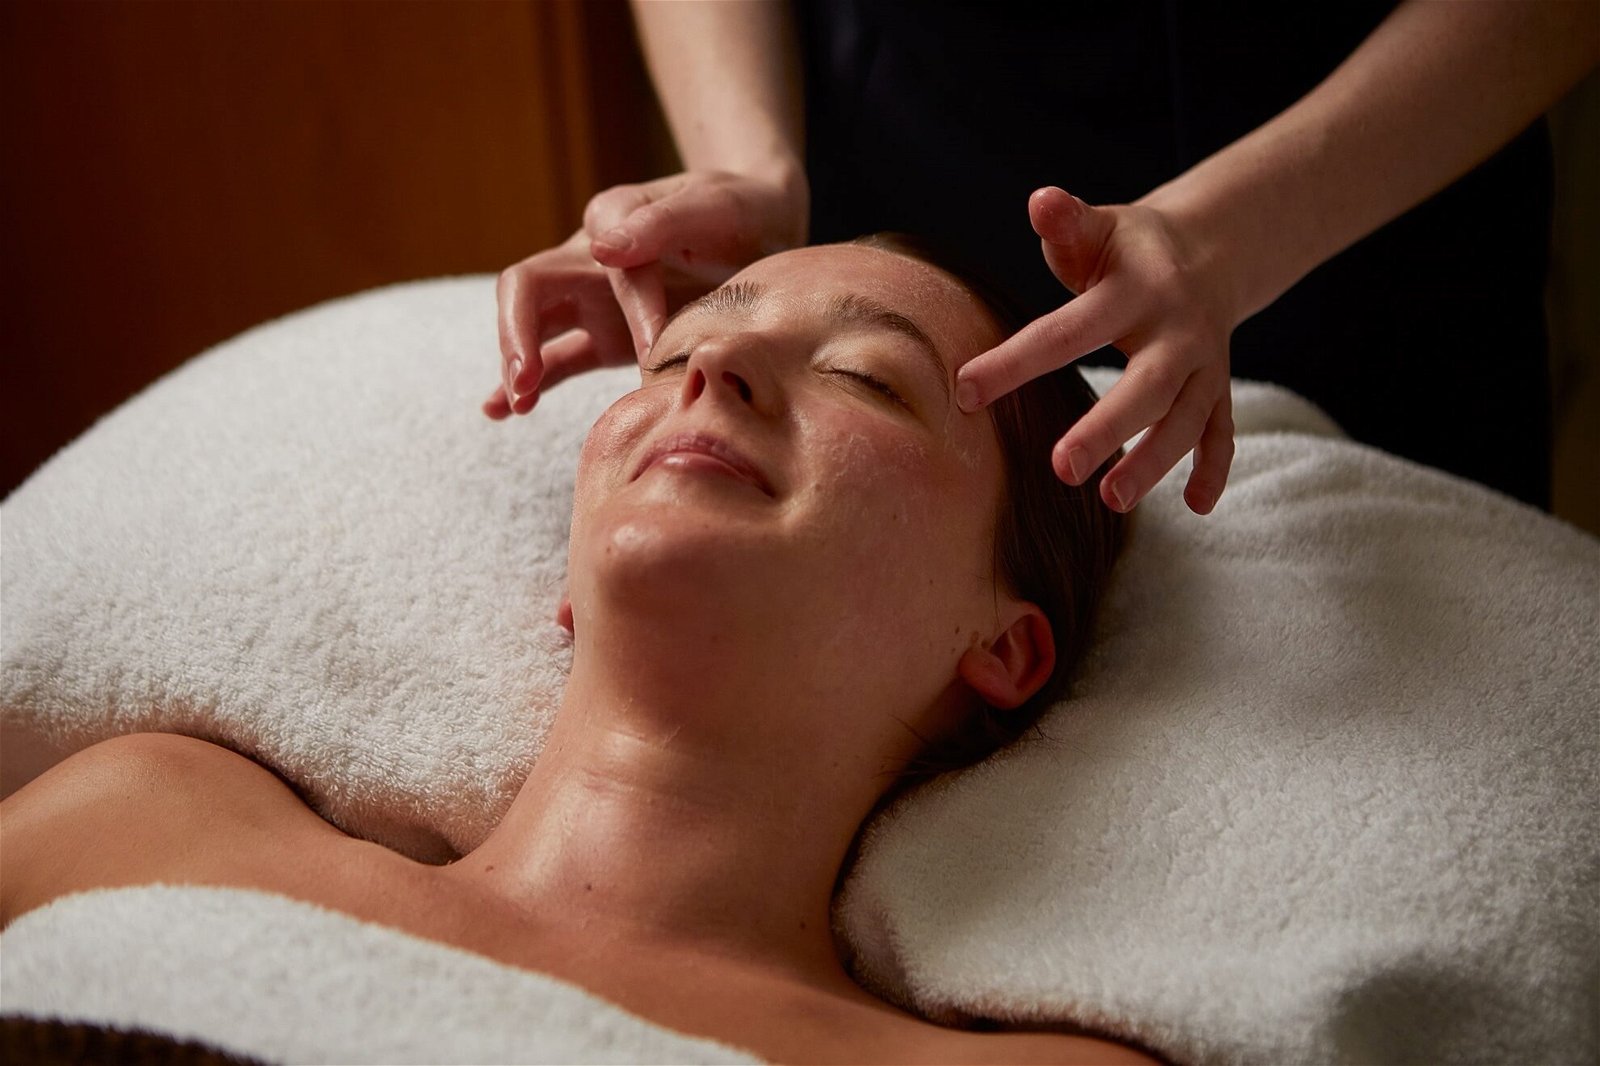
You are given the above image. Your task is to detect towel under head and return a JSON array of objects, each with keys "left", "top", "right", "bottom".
[{"left": 2, "top": 276, "right": 1595, "bottom": 1064}]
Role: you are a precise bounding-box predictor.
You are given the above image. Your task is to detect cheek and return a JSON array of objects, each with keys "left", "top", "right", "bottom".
[
  {"left": 572, "top": 388, "right": 662, "bottom": 519},
  {"left": 796, "top": 415, "right": 998, "bottom": 689},
  {"left": 838, "top": 430, "right": 930, "bottom": 493},
  {"left": 795, "top": 410, "right": 991, "bottom": 587},
  {"left": 801, "top": 409, "right": 937, "bottom": 511}
]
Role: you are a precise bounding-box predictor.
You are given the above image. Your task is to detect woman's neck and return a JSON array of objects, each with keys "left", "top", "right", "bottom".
[{"left": 441, "top": 644, "right": 901, "bottom": 998}]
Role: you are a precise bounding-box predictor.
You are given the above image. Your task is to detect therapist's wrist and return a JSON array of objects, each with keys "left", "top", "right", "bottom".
[
  {"left": 1133, "top": 183, "right": 1258, "bottom": 336},
  {"left": 1138, "top": 159, "right": 1332, "bottom": 332},
  {"left": 735, "top": 153, "right": 810, "bottom": 253}
]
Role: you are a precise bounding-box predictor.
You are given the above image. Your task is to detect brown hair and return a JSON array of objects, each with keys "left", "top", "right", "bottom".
[{"left": 850, "top": 233, "right": 1130, "bottom": 797}]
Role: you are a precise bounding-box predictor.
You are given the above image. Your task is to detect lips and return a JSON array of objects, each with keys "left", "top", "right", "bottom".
[{"left": 632, "top": 431, "right": 775, "bottom": 497}]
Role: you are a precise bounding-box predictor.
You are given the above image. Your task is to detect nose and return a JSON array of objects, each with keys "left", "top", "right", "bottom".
[{"left": 679, "top": 335, "right": 760, "bottom": 409}]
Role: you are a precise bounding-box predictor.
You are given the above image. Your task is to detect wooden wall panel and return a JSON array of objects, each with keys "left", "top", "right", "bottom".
[
  {"left": 1, "top": 0, "right": 666, "bottom": 498},
  {"left": 5, "top": 2, "right": 1589, "bottom": 532}
]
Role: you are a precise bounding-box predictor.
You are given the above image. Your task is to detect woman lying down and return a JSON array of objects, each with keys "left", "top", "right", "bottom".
[{"left": 1, "top": 237, "right": 1150, "bottom": 1064}]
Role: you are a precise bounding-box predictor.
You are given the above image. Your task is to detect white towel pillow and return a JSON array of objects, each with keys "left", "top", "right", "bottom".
[{"left": 4, "top": 277, "right": 1594, "bottom": 1064}]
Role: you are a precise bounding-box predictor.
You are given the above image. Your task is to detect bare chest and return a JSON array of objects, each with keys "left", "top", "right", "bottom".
[
  {"left": 227, "top": 837, "right": 1117, "bottom": 1065},
  {"left": 215, "top": 836, "right": 942, "bottom": 1062}
]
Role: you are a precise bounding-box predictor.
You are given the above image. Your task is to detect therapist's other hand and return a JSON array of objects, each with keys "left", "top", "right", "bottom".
[
  {"left": 488, "top": 169, "right": 805, "bottom": 420},
  {"left": 956, "top": 187, "right": 1236, "bottom": 516}
]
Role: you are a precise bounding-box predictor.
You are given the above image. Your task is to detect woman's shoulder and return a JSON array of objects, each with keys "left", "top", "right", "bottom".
[{"left": 0, "top": 732, "right": 346, "bottom": 928}]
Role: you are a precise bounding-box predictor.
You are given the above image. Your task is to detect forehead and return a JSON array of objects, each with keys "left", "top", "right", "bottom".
[{"left": 719, "top": 244, "right": 1003, "bottom": 372}]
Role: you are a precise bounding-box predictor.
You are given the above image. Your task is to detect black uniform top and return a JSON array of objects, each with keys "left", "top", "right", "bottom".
[{"left": 796, "top": 0, "right": 1553, "bottom": 509}]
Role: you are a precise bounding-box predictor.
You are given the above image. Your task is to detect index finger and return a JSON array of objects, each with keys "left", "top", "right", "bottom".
[
  {"left": 606, "top": 264, "right": 668, "bottom": 360},
  {"left": 954, "top": 284, "right": 1131, "bottom": 411}
]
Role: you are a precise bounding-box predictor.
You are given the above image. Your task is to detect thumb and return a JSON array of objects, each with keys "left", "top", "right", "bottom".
[
  {"left": 1030, "top": 186, "right": 1115, "bottom": 296},
  {"left": 592, "top": 184, "right": 751, "bottom": 285},
  {"left": 585, "top": 182, "right": 657, "bottom": 267},
  {"left": 590, "top": 186, "right": 695, "bottom": 271}
]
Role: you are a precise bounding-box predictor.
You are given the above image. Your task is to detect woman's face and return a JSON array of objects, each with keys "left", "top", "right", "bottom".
[{"left": 568, "top": 243, "right": 1017, "bottom": 718}]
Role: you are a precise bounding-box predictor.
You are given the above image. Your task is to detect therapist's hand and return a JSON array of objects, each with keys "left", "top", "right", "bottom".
[
  {"left": 955, "top": 186, "right": 1237, "bottom": 516},
  {"left": 486, "top": 229, "right": 635, "bottom": 419},
  {"left": 487, "top": 169, "right": 805, "bottom": 419}
]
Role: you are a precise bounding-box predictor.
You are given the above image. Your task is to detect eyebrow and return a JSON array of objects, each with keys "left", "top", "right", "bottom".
[
  {"left": 663, "top": 282, "right": 952, "bottom": 404},
  {"left": 825, "top": 293, "right": 951, "bottom": 404},
  {"left": 661, "top": 280, "right": 764, "bottom": 333}
]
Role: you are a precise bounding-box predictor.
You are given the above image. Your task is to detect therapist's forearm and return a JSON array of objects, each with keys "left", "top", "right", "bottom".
[
  {"left": 630, "top": 0, "right": 806, "bottom": 195},
  {"left": 1140, "top": 0, "right": 1600, "bottom": 327}
]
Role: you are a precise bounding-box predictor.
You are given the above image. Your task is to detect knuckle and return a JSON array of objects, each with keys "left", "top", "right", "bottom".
[
  {"left": 1034, "top": 310, "right": 1082, "bottom": 353},
  {"left": 583, "top": 183, "right": 640, "bottom": 233},
  {"left": 636, "top": 197, "right": 677, "bottom": 236},
  {"left": 1071, "top": 423, "right": 1123, "bottom": 467},
  {"left": 1207, "top": 407, "right": 1237, "bottom": 450},
  {"left": 704, "top": 182, "right": 746, "bottom": 226},
  {"left": 1125, "top": 356, "right": 1185, "bottom": 399},
  {"left": 1141, "top": 427, "right": 1191, "bottom": 472},
  {"left": 1174, "top": 391, "right": 1217, "bottom": 434}
]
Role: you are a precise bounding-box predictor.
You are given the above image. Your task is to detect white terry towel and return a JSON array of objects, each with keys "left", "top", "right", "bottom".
[
  {"left": 0, "top": 885, "right": 762, "bottom": 1065},
  {"left": 837, "top": 369, "right": 1600, "bottom": 1065},
  {"left": 2, "top": 277, "right": 1595, "bottom": 1063}
]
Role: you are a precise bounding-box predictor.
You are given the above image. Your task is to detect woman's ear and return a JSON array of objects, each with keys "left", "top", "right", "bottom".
[
  {"left": 556, "top": 593, "right": 574, "bottom": 633},
  {"left": 956, "top": 603, "right": 1055, "bottom": 710}
]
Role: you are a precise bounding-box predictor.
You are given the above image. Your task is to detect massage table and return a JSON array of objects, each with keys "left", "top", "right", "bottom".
[{"left": 2, "top": 277, "right": 1595, "bottom": 1064}]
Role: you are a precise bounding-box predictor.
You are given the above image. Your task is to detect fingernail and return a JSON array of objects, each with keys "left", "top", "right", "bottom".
[
  {"left": 1065, "top": 445, "right": 1089, "bottom": 484},
  {"left": 955, "top": 378, "right": 981, "bottom": 412},
  {"left": 1111, "top": 481, "right": 1134, "bottom": 511},
  {"left": 596, "top": 228, "right": 634, "bottom": 254},
  {"left": 509, "top": 357, "right": 523, "bottom": 386}
]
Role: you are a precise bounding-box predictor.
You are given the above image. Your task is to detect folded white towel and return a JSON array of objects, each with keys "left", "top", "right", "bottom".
[
  {"left": 0, "top": 885, "right": 760, "bottom": 1065},
  {"left": 838, "top": 378, "right": 1600, "bottom": 1065},
  {"left": 3, "top": 277, "right": 1595, "bottom": 1064}
]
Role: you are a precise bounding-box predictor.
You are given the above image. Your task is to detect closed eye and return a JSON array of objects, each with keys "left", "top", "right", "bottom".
[
  {"left": 644, "top": 350, "right": 909, "bottom": 408},
  {"left": 832, "top": 369, "right": 908, "bottom": 407},
  {"left": 643, "top": 351, "right": 690, "bottom": 374}
]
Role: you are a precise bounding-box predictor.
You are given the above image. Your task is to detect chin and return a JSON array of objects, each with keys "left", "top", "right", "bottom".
[{"left": 573, "top": 506, "right": 788, "bottom": 622}]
